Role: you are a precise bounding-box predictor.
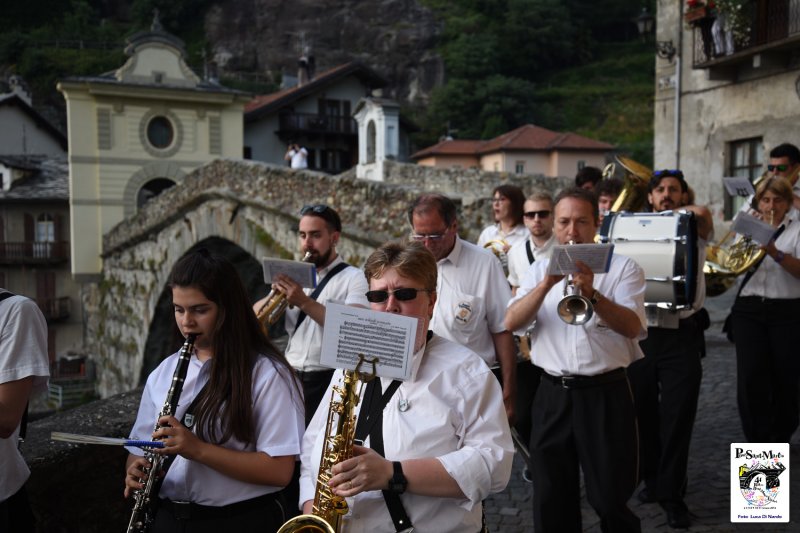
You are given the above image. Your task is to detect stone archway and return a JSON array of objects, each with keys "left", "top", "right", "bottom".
[{"left": 122, "top": 161, "right": 188, "bottom": 217}]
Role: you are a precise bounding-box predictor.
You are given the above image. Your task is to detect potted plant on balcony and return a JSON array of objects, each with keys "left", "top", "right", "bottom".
[
  {"left": 685, "top": 0, "right": 716, "bottom": 25},
  {"left": 713, "top": 0, "right": 751, "bottom": 52}
]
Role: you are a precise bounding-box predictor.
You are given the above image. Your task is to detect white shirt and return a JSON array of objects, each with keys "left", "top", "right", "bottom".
[
  {"left": 508, "top": 255, "right": 647, "bottom": 377},
  {"left": 285, "top": 257, "right": 370, "bottom": 372},
  {"left": 289, "top": 147, "right": 308, "bottom": 169},
  {"left": 507, "top": 234, "right": 556, "bottom": 287},
  {"left": 431, "top": 239, "right": 512, "bottom": 366},
  {"left": 0, "top": 292, "right": 49, "bottom": 501},
  {"left": 127, "top": 352, "right": 304, "bottom": 506},
  {"left": 476, "top": 223, "right": 528, "bottom": 250},
  {"left": 740, "top": 217, "right": 800, "bottom": 299},
  {"left": 299, "top": 335, "right": 514, "bottom": 533}
]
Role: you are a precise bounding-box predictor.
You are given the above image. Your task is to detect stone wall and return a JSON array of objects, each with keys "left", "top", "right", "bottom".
[{"left": 91, "top": 159, "right": 570, "bottom": 397}]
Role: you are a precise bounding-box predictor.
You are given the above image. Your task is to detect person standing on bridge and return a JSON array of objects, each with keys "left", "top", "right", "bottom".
[{"left": 124, "top": 249, "right": 304, "bottom": 532}]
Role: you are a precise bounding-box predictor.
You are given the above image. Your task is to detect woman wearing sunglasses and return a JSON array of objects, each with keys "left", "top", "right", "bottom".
[{"left": 299, "top": 241, "right": 513, "bottom": 533}]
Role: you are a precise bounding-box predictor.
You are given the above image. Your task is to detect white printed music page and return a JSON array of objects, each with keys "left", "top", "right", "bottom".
[{"left": 320, "top": 302, "right": 418, "bottom": 380}]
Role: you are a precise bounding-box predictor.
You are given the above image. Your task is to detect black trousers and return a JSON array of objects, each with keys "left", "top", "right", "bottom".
[
  {"left": 628, "top": 319, "right": 702, "bottom": 503},
  {"left": 0, "top": 485, "right": 34, "bottom": 533},
  {"left": 151, "top": 494, "right": 284, "bottom": 533},
  {"left": 732, "top": 296, "right": 800, "bottom": 443},
  {"left": 530, "top": 372, "right": 640, "bottom": 533},
  {"left": 514, "top": 361, "right": 543, "bottom": 448}
]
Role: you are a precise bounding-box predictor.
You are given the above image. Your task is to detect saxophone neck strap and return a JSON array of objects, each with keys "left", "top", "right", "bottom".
[
  {"left": 294, "top": 262, "right": 350, "bottom": 330},
  {"left": 354, "top": 376, "right": 412, "bottom": 533}
]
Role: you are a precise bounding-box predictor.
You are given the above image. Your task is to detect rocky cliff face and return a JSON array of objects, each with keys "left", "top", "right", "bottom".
[{"left": 205, "top": 0, "right": 444, "bottom": 105}]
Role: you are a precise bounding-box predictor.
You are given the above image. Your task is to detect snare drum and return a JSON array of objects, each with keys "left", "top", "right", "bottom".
[{"left": 599, "top": 211, "right": 698, "bottom": 308}]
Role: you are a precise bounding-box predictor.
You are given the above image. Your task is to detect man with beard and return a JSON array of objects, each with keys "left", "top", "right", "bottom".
[
  {"left": 627, "top": 170, "right": 712, "bottom": 529},
  {"left": 253, "top": 204, "right": 368, "bottom": 424}
]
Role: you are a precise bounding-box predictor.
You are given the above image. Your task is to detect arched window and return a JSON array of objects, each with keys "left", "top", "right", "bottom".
[
  {"left": 137, "top": 178, "right": 176, "bottom": 210},
  {"left": 366, "top": 120, "right": 376, "bottom": 164}
]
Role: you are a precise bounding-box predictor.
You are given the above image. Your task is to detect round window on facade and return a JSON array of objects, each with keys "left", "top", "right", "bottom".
[{"left": 146, "top": 116, "right": 174, "bottom": 149}]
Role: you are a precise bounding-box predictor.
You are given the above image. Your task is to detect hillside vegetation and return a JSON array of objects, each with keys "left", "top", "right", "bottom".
[{"left": 0, "top": 0, "right": 655, "bottom": 164}]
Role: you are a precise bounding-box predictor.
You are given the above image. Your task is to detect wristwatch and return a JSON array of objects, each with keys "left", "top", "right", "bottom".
[
  {"left": 388, "top": 461, "right": 407, "bottom": 494},
  {"left": 775, "top": 251, "right": 786, "bottom": 263},
  {"left": 589, "top": 289, "right": 601, "bottom": 305}
]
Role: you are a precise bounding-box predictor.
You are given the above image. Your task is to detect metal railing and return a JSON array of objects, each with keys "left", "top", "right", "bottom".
[
  {"left": 278, "top": 112, "right": 357, "bottom": 135},
  {"left": 692, "top": 0, "right": 800, "bottom": 65},
  {"left": 0, "top": 241, "right": 69, "bottom": 263}
]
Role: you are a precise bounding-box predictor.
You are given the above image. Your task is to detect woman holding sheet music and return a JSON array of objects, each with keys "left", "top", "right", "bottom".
[
  {"left": 732, "top": 176, "right": 800, "bottom": 443},
  {"left": 299, "top": 241, "right": 513, "bottom": 532},
  {"left": 123, "top": 249, "right": 304, "bottom": 532}
]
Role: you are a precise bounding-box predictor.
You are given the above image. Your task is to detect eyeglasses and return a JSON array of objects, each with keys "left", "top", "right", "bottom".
[
  {"left": 523, "top": 210, "right": 551, "bottom": 219},
  {"left": 653, "top": 169, "right": 684, "bottom": 179},
  {"left": 491, "top": 197, "right": 507, "bottom": 203},
  {"left": 410, "top": 230, "right": 449, "bottom": 241},
  {"left": 768, "top": 164, "right": 789, "bottom": 172},
  {"left": 300, "top": 204, "right": 330, "bottom": 215},
  {"left": 365, "top": 288, "right": 433, "bottom": 303}
]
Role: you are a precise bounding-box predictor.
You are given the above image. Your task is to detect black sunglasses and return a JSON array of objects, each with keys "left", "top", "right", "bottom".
[
  {"left": 300, "top": 204, "right": 330, "bottom": 215},
  {"left": 768, "top": 164, "right": 789, "bottom": 172},
  {"left": 366, "top": 288, "right": 433, "bottom": 303},
  {"left": 523, "top": 210, "right": 551, "bottom": 219}
]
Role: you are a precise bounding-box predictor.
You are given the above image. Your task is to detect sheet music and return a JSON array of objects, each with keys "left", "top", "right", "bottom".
[
  {"left": 731, "top": 211, "right": 777, "bottom": 246},
  {"left": 320, "top": 302, "right": 418, "bottom": 380},
  {"left": 724, "top": 176, "right": 755, "bottom": 198},
  {"left": 261, "top": 258, "right": 317, "bottom": 288},
  {"left": 546, "top": 243, "right": 614, "bottom": 275}
]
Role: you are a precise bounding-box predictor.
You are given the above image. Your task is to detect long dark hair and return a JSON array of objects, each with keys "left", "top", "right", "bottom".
[{"left": 168, "top": 248, "right": 299, "bottom": 444}]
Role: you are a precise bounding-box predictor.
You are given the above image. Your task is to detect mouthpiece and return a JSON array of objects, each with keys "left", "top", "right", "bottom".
[{"left": 302, "top": 251, "right": 312, "bottom": 261}]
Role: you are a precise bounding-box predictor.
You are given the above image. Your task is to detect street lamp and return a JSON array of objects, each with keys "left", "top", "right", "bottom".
[{"left": 636, "top": 6, "right": 676, "bottom": 62}]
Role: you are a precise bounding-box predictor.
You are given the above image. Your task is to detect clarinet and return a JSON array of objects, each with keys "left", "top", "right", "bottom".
[{"left": 126, "top": 333, "right": 198, "bottom": 533}]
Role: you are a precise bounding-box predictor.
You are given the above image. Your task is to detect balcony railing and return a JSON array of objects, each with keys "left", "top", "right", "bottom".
[
  {"left": 37, "top": 296, "right": 71, "bottom": 321},
  {"left": 278, "top": 112, "right": 357, "bottom": 136},
  {"left": 0, "top": 241, "right": 69, "bottom": 264},
  {"left": 692, "top": 0, "right": 800, "bottom": 66}
]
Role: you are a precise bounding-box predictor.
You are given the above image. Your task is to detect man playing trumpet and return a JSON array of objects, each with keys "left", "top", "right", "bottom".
[
  {"left": 505, "top": 187, "right": 647, "bottom": 533},
  {"left": 253, "top": 204, "right": 368, "bottom": 424}
]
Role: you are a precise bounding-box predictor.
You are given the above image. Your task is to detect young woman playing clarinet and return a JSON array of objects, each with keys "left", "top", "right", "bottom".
[{"left": 124, "top": 248, "right": 304, "bottom": 533}]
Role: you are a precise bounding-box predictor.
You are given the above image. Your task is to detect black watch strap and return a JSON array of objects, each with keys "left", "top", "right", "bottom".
[{"left": 389, "top": 461, "right": 407, "bottom": 494}]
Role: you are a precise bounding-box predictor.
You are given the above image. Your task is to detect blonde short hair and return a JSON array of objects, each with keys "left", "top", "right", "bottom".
[{"left": 364, "top": 241, "right": 437, "bottom": 291}]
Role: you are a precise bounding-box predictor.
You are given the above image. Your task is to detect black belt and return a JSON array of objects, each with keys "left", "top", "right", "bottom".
[
  {"left": 541, "top": 367, "right": 627, "bottom": 389},
  {"left": 159, "top": 492, "right": 279, "bottom": 521},
  {"left": 295, "top": 368, "right": 334, "bottom": 383}
]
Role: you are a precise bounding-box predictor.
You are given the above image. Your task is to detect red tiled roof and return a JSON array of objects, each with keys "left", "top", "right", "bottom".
[
  {"left": 411, "top": 139, "right": 484, "bottom": 159},
  {"left": 244, "top": 62, "right": 385, "bottom": 118},
  {"left": 412, "top": 124, "right": 613, "bottom": 159}
]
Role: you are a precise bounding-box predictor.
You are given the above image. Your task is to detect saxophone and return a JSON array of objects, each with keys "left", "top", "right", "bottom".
[
  {"left": 126, "top": 333, "right": 198, "bottom": 533},
  {"left": 257, "top": 251, "right": 313, "bottom": 336},
  {"left": 278, "top": 355, "right": 378, "bottom": 533}
]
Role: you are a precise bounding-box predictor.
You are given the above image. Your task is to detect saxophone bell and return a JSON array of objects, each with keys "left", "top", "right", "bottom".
[{"left": 277, "top": 355, "right": 378, "bottom": 533}]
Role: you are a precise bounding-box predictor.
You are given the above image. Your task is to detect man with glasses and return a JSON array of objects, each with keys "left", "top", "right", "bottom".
[
  {"left": 408, "top": 193, "right": 517, "bottom": 422},
  {"left": 253, "top": 204, "right": 368, "bottom": 424},
  {"left": 627, "top": 169, "right": 713, "bottom": 529}
]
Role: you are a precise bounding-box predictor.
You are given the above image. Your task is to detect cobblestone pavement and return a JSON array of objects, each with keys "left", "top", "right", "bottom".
[{"left": 485, "top": 331, "right": 800, "bottom": 532}]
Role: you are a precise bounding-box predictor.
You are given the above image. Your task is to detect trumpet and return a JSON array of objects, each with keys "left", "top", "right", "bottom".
[
  {"left": 556, "top": 241, "right": 594, "bottom": 326},
  {"left": 256, "top": 251, "right": 312, "bottom": 333}
]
